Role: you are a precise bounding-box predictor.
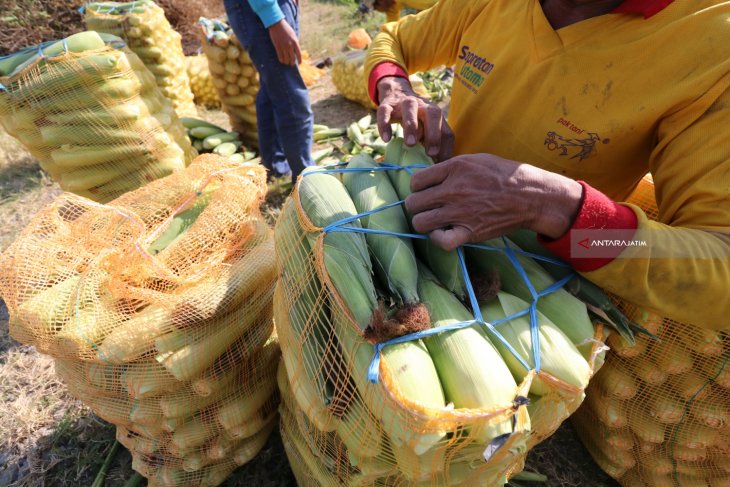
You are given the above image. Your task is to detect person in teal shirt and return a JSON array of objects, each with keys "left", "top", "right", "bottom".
[{"left": 224, "top": 0, "right": 314, "bottom": 181}]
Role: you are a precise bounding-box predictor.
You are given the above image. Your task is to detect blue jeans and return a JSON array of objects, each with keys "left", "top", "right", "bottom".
[{"left": 224, "top": 0, "right": 314, "bottom": 181}]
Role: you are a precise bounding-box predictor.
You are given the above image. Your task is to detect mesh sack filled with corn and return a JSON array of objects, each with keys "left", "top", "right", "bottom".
[
  {"left": 84, "top": 0, "right": 198, "bottom": 118},
  {"left": 0, "top": 154, "right": 280, "bottom": 486},
  {"left": 272, "top": 137, "right": 612, "bottom": 485},
  {"left": 186, "top": 54, "right": 221, "bottom": 108},
  {"left": 572, "top": 175, "right": 730, "bottom": 486},
  {"left": 331, "top": 50, "right": 375, "bottom": 109},
  {"left": 331, "top": 50, "right": 431, "bottom": 109},
  {"left": 0, "top": 31, "right": 196, "bottom": 203},
  {"left": 198, "top": 17, "right": 259, "bottom": 149}
]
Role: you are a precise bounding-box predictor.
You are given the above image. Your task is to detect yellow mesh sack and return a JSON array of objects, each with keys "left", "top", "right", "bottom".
[
  {"left": 186, "top": 54, "right": 221, "bottom": 108},
  {"left": 0, "top": 154, "right": 279, "bottom": 486},
  {"left": 273, "top": 156, "right": 607, "bottom": 486},
  {"left": 84, "top": 0, "right": 198, "bottom": 118},
  {"left": 573, "top": 174, "right": 730, "bottom": 486},
  {"left": 198, "top": 18, "right": 259, "bottom": 149},
  {"left": 0, "top": 31, "right": 196, "bottom": 203},
  {"left": 332, "top": 50, "right": 376, "bottom": 109},
  {"left": 331, "top": 50, "right": 430, "bottom": 109}
]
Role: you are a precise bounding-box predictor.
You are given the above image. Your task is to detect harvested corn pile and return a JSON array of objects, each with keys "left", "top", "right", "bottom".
[
  {"left": 573, "top": 175, "right": 730, "bottom": 486},
  {"left": 186, "top": 54, "right": 221, "bottom": 108},
  {"left": 332, "top": 50, "right": 431, "bottom": 109},
  {"left": 0, "top": 31, "right": 195, "bottom": 203},
  {"left": 198, "top": 18, "right": 259, "bottom": 149},
  {"left": 182, "top": 116, "right": 256, "bottom": 163},
  {"left": 273, "top": 137, "right": 618, "bottom": 486},
  {"left": 331, "top": 50, "right": 375, "bottom": 109},
  {"left": 84, "top": 0, "right": 198, "bottom": 117},
  {"left": 0, "top": 155, "right": 280, "bottom": 487}
]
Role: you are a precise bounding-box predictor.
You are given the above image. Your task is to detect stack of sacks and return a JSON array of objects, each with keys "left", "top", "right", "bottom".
[
  {"left": 573, "top": 174, "right": 730, "bottom": 486},
  {"left": 198, "top": 17, "right": 259, "bottom": 149},
  {"left": 186, "top": 55, "right": 221, "bottom": 108},
  {"left": 84, "top": 0, "right": 198, "bottom": 117},
  {"left": 0, "top": 31, "right": 195, "bottom": 203},
  {"left": 0, "top": 155, "right": 280, "bottom": 487}
]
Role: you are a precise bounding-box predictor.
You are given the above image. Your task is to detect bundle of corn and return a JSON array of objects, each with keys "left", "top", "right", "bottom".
[
  {"left": 182, "top": 117, "right": 257, "bottom": 163},
  {"left": 84, "top": 0, "right": 198, "bottom": 117},
  {"left": 272, "top": 138, "right": 610, "bottom": 485},
  {"left": 299, "top": 51, "right": 324, "bottom": 88},
  {"left": 198, "top": 17, "right": 259, "bottom": 149},
  {"left": 573, "top": 175, "right": 730, "bottom": 486},
  {"left": 186, "top": 55, "right": 221, "bottom": 108},
  {"left": 0, "top": 31, "right": 195, "bottom": 203},
  {"left": 0, "top": 155, "right": 279, "bottom": 487}
]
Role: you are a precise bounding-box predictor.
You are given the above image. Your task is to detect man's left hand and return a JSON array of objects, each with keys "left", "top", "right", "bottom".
[{"left": 404, "top": 154, "right": 584, "bottom": 250}]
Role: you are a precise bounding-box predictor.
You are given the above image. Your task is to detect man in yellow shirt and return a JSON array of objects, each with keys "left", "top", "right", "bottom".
[{"left": 365, "top": 0, "right": 730, "bottom": 330}]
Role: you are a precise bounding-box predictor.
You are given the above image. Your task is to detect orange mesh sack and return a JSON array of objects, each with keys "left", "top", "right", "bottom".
[
  {"left": 186, "top": 55, "right": 221, "bottom": 108},
  {"left": 84, "top": 0, "right": 198, "bottom": 118},
  {"left": 0, "top": 31, "right": 196, "bottom": 203},
  {"left": 272, "top": 143, "right": 607, "bottom": 486},
  {"left": 573, "top": 174, "right": 730, "bottom": 486},
  {"left": 198, "top": 18, "right": 259, "bottom": 149},
  {"left": 0, "top": 154, "right": 280, "bottom": 486}
]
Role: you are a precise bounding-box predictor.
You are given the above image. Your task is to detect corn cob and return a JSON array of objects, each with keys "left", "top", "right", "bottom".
[
  {"left": 417, "top": 264, "right": 517, "bottom": 443},
  {"left": 469, "top": 237, "right": 595, "bottom": 357},
  {"left": 274, "top": 202, "right": 336, "bottom": 430},
  {"left": 342, "top": 154, "right": 421, "bottom": 308},
  {"left": 507, "top": 228, "right": 641, "bottom": 342},
  {"left": 157, "top": 289, "right": 273, "bottom": 381},
  {"left": 480, "top": 292, "right": 591, "bottom": 395},
  {"left": 384, "top": 138, "right": 466, "bottom": 298}
]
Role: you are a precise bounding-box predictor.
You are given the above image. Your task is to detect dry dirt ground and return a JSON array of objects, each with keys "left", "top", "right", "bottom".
[{"left": 0, "top": 1, "right": 618, "bottom": 486}]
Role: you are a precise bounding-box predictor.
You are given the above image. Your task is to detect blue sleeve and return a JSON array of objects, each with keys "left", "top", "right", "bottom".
[{"left": 247, "top": 0, "right": 285, "bottom": 28}]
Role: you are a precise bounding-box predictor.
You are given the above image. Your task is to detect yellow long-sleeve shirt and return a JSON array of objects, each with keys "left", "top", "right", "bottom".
[{"left": 365, "top": 0, "right": 730, "bottom": 329}]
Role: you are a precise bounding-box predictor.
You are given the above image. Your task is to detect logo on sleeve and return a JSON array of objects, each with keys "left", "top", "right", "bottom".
[{"left": 454, "top": 45, "right": 494, "bottom": 94}]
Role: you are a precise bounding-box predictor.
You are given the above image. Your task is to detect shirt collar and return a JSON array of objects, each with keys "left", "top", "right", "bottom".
[{"left": 612, "top": 0, "right": 675, "bottom": 18}]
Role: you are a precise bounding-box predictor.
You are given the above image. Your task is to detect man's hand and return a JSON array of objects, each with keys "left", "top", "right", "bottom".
[
  {"left": 376, "top": 76, "right": 454, "bottom": 161},
  {"left": 404, "top": 154, "right": 584, "bottom": 250},
  {"left": 268, "top": 19, "right": 301, "bottom": 66}
]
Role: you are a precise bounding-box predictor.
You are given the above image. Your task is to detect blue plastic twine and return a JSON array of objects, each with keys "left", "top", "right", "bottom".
[{"left": 302, "top": 162, "right": 577, "bottom": 384}]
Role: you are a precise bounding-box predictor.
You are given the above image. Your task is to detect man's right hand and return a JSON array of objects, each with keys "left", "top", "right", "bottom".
[
  {"left": 268, "top": 19, "right": 302, "bottom": 66},
  {"left": 376, "top": 76, "right": 454, "bottom": 161}
]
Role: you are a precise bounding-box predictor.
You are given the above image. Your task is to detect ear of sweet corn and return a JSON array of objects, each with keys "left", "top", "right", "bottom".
[
  {"left": 384, "top": 138, "right": 466, "bottom": 299},
  {"left": 480, "top": 292, "right": 591, "bottom": 396},
  {"left": 274, "top": 201, "right": 336, "bottom": 431},
  {"left": 416, "top": 263, "right": 516, "bottom": 444},
  {"left": 469, "top": 237, "right": 595, "bottom": 357},
  {"left": 297, "top": 168, "right": 375, "bottom": 328},
  {"left": 342, "top": 153, "right": 419, "bottom": 306}
]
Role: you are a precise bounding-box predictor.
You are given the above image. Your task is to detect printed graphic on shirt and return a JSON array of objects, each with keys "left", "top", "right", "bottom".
[
  {"left": 454, "top": 45, "right": 494, "bottom": 94},
  {"left": 544, "top": 118, "right": 610, "bottom": 161},
  {"left": 544, "top": 131, "right": 607, "bottom": 161}
]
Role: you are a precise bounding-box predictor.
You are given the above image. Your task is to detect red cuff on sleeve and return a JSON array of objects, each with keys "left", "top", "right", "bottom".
[
  {"left": 538, "top": 181, "right": 639, "bottom": 272},
  {"left": 368, "top": 62, "right": 409, "bottom": 104}
]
